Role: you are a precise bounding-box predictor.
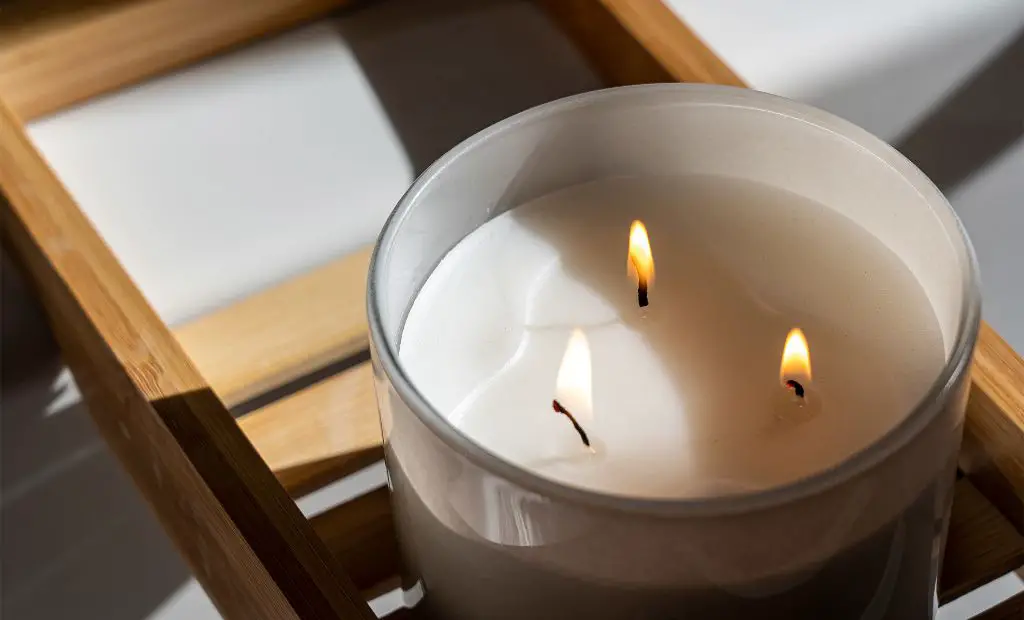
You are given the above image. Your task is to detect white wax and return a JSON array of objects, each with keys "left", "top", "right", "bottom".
[{"left": 400, "top": 175, "right": 944, "bottom": 499}]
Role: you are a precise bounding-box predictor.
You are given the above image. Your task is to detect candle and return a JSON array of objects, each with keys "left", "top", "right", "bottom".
[
  {"left": 400, "top": 174, "right": 945, "bottom": 499},
  {"left": 369, "top": 85, "right": 980, "bottom": 620}
]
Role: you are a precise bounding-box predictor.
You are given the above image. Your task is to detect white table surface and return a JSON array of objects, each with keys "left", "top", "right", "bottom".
[
  {"left": 6, "top": 0, "right": 1023, "bottom": 618},
  {"left": 27, "top": 0, "right": 601, "bottom": 325},
  {"left": 28, "top": 21, "right": 413, "bottom": 326},
  {"left": 667, "top": 0, "right": 1024, "bottom": 141}
]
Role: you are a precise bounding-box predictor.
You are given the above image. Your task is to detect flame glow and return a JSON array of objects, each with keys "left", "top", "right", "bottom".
[
  {"left": 627, "top": 220, "right": 654, "bottom": 288},
  {"left": 555, "top": 329, "right": 593, "bottom": 422},
  {"left": 780, "top": 327, "right": 812, "bottom": 383}
]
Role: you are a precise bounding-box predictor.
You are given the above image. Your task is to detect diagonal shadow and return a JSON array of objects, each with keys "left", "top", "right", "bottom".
[
  {"left": 1, "top": 252, "right": 194, "bottom": 620},
  {"left": 895, "top": 30, "right": 1024, "bottom": 192},
  {"left": 334, "top": 0, "right": 603, "bottom": 175}
]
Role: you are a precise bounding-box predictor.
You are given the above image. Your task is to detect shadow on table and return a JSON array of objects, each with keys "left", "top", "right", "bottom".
[
  {"left": 1, "top": 253, "right": 193, "bottom": 620},
  {"left": 895, "top": 30, "right": 1024, "bottom": 192},
  {"left": 335, "top": 0, "right": 602, "bottom": 176},
  {"left": 801, "top": 22, "right": 1023, "bottom": 194}
]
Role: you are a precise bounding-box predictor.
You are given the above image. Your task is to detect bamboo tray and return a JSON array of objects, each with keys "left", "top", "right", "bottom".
[{"left": 2, "top": 1, "right": 1023, "bottom": 618}]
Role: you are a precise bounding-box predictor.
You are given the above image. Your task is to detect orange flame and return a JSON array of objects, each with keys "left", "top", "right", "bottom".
[
  {"left": 780, "top": 328, "right": 812, "bottom": 384},
  {"left": 627, "top": 220, "right": 654, "bottom": 289}
]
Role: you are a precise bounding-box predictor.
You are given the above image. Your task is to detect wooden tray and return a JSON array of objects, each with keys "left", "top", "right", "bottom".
[{"left": 1, "top": 1, "right": 1022, "bottom": 618}]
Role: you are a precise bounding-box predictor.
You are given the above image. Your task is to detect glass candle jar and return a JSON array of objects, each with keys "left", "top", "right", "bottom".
[{"left": 367, "top": 85, "right": 980, "bottom": 620}]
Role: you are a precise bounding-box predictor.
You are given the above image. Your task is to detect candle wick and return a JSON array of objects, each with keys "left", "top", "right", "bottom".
[
  {"left": 630, "top": 256, "right": 649, "bottom": 308},
  {"left": 552, "top": 399, "right": 591, "bottom": 447},
  {"left": 785, "top": 379, "right": 805, "bottom": 399}
]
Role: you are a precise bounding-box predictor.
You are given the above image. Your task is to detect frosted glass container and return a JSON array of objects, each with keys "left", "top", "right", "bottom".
[{"left": 367, "top": 85, "right": 980, "bottom": 620}]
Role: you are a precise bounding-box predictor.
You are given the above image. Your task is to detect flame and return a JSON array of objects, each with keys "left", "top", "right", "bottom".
[
  {"left": 555, "top": 329, "right": 593, "bottom": 422},
  {"left": 780, "top": 327, "right": 812, "bottom": 383},
  {"left": 627, "top": 220, "right": 654, "bottom": 288}
]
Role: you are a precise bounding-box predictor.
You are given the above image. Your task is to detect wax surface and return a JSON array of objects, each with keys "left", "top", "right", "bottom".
[{"left": 400, "top": 175, "right": 945, "bottom": 499}]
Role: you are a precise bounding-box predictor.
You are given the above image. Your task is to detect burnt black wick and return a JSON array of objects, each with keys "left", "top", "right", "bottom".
[
  {"left": 785, "top": 379, "right": 805, "bottom": 399},
  {"left": 552, "top": 399, "right": 591, "bottom": 447},
  {"left": 630, "top": 255, "right": 650, "bottom": 308}
]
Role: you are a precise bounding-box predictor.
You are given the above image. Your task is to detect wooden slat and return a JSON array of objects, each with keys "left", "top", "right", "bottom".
[
  {"left": 312, "top": 478, "right": 1021, "bottom": 614},
  {"left": 0, "top": 100, "right": 373, "bottom": 619},
  {"left": 539, "top": 0, "right": 744, "bottom": 86},
  {"left": 0, "top": 0, "right": 353, "bottom": 121},
  {"left": 196, "top": 253, "right": 1024, "bottom": 544},
  {"left": 536, "top": 0, "right": 673, "bottom": 86},
  {"left": 312, "top": 487, "right": 402, "bottom": 599},
  {"left": 239, "top": 366, "right": 1020, "bottom": 607},
  {"left": 971, "top": 591, "right": 1024, "bottom": 620},
  {"left": 175, "top": 246, "right": 371, "bottom": 408},
  {"left": 242, "top": 377, "right": 1024, "bottom": 603},
  {"left": 940, "top": 478, "right": 1024, "bottom": 604},
  {"left": 239, "top": 362, "right": 382, "bottom": 497},
  {"left": 962, "top": 322, "right": 1024, "bottom": 533}
]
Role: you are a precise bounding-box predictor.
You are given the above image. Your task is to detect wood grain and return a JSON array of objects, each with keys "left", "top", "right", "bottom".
[
  {"left": 940, "top": 478, "right": 1024, "bottom": 604},
  {"left": 539, "top": 0, "right": 744, "bottom": 86},
  {"left": 312, "top": 487, "right": 402, "bottom": 599},
  {"left": 234, "top": 356, "right": 1020, "bottom": 607},
  {"left": 537, "top": 0, "right": 673, "bottom": 85},
  {"left": 971, "top": 591, "right": 1024, "bottom": 620},
  {"left": 0, "top": 99, "right": 373, "bottom": 619},
  {"left": 239, "top": 362, "right": 383, "bottom": 497},
  {"left": 175, "top": 246, "right": 371, "bottom": 408},
  {"left": 962, "top": 322, "right": 1024, "bottom": 533},
  {"left": 0, "top": 0, "right": 353, "bottom": 121}
]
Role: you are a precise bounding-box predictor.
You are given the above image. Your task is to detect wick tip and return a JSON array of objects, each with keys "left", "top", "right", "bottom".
[
  {"left": 785, "top": 379, "right": 805, "bottom": 399},
  {"left": 552, "top": 399, "right": 591, "bottom": 447}
]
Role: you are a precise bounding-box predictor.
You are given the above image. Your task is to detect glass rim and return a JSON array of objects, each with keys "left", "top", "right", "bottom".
[{"left": 367, "top": 83, "right": 982, "bottom": 518}]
